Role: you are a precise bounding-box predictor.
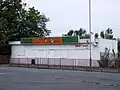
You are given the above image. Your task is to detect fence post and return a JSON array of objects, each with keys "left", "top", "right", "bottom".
[
  {"left": 40, "top": 58, "right": 41, "bottom": 66},
  {"left": 27, "top": 58, "right": 29, "bottom": 68},
  {"left": 37, "top": 58, "right": 39, "bottom": 68},
  {"left": 74, "top": 59, "right": 76, "bottom": 70},
  {"left": 72, "top": 59, "right": 74, "bottom": 70},
  {"left": 75, "top": 59, "right": 76, "bottom": 69},
  {"left": 9, "top": 58, "right": 12, "bottom": 66},
  {"left": 18, "top": 58, "right": 20, "bottom": 67},
  {"left": 118, "top": 67, "right": 120, "bottom": 72},
  {"left": 60, "top": 58, "right": 61, "bottom": 69},
  {"left": 47, "top": 58, "right": 49, "bottom": 68},
  {"left": 25, "top": 58, "right": 27, "bottom": 68},
  {"left": 75, "top": 59, "right": 77, "bottom": 70},
  {"left": 100, "top": 68, "right": 103, "bottom": 72},
  {"left": 117, "top": 63, "right": 119, "bottom": 72}
]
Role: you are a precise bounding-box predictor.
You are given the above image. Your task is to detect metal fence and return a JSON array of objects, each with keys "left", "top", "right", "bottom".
[
  {"left": 10, "top": 58, "right": 91, "bottom": 67},
  {"left": 9, "top": 58, "right": 120, "bottom": 73}
]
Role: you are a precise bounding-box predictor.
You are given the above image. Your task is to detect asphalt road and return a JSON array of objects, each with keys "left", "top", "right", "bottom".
[{"left": 0, "top": 67, "right": 120, "bottom": 90}]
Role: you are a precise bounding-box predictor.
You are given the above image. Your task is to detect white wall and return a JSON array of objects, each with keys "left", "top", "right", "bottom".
[
  {"left": 78, "top": 39, "right": 118, "bottom": 53},
  {"left": 10, "top": 44, "right": 100, "bottom": 67},
  {"left": 10, "top": 39, "right": 117, "bottom": 67},
  {"left": 99, "top": 39, "right": 118, "bottom": 53},
  {"left": 11, "top": 44, "right": 100, "bottom": 60}
]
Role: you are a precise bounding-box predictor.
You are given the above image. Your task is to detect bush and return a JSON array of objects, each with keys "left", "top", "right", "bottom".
[{"left": 0, "top": 45, "right": 11, "bottom": 55}]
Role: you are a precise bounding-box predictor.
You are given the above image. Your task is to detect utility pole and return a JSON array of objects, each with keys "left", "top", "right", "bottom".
[{"left": 89, "top": 0, "right": 92, "bottom": 68}]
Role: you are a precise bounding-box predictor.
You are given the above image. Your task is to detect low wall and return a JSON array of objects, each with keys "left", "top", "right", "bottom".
[{"left": 10, "top": 58, "right": 99, "bottom": 67}]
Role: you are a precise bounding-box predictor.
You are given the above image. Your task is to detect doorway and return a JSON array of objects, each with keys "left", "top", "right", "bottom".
[{"left": 31, "top": 59, "right": 35, "bottom": 64}]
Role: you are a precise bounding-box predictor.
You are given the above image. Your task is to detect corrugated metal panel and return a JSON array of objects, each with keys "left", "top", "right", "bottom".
[
  {"left": 62, "top": 36, "right": 78, "bottom": 44},
  {"left": 21, "top": 38, "right": 32, "bottom": 44},
  {"left": 32, "top": 37, "right": 63, "bottom": 44}
]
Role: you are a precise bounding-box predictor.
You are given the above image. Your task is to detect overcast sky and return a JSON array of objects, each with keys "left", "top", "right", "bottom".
[{"left": 24, "top": 0, "right": 120, "bottom": 38}]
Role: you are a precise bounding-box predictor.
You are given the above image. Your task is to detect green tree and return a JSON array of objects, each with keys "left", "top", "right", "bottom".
[
  {"left": 100, "top": 31, "right": 105, "bottom": 39},
  {"left": 67, "top": 30, "right": 74, "bottom": 36},
  {"left": 118, "top": 39, "right": 120, "bottom": 57},
  {"left": 0, "top": 0, "right": 51, "bottom": 44},
  {"left": 94, "top": 33, "right": 99, "bottom": 39},
  {"left": 74, "top": 28, "right": 86, "bottom": 36},
  {"left": 100, "top": 28, "right": 113, "bottom": 39},
  {"left": 66, "top": 28, "right": 90, "bottom": 39},
  {"left": 105, "top": 28, "right": 113, "bottom": 39}
]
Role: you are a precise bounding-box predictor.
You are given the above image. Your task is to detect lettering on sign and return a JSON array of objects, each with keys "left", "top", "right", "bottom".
[
  {"left": 33, "top": 37, "right": 62, "bottom": 44},
  {"left": 75, "top": 44, "right": 89, "bottom": 47},
  {"left": 44, "top": 38, "right": 55, "bottom": 43}
]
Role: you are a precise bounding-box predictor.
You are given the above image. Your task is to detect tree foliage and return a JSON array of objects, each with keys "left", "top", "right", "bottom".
[
  {"left": 65, "top": 28, "right": 90, "bottom": 39},
  {"left": 94, "top": 33, "right": 99, "bottom": 39},
  {"left": 118, "top": 39, "right": 120, "bottom": 57},
  {"left": 100, "top": 28, "right": 113, "bottom": 39},
  {"left": 100, "top": 31, "right": 105, "bottom": 39},
  {"left": 67, "top": 30, "right": 74, "bottom": 36},
  {"left": 65, "top": 28, "right": 115, "bottom": 40},
  {"left": 0, "top": 0, "right": 51, "bottom": 44}
]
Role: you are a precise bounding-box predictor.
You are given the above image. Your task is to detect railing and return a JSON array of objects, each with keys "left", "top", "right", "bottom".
[
  {"left": 9, "top": 58, "right": 120, "bottom": 73},
  {"left": 10, "top": 58, "right": 90, "bottom": 67}
]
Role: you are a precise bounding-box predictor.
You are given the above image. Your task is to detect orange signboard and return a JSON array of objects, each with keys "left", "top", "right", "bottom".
[{"left": 32, "top": 37, "right": 63, "bottom": 44}]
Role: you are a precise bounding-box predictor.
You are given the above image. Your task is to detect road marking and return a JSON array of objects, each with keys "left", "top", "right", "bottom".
[
  {"left": 0, "top": 73, "right": 5, "bottom": 75},
  {"left": 0, "top": 73, "right": 9, "bottom": 75},
  {"left": 12, "top": 81, "right": 82, "bottom": 83},
  {"left": 11, "top": 81, "right": 120, "bottom": 87}
]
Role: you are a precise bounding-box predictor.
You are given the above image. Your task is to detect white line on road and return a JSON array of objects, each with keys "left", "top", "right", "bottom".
[
  {"left": 0, "top": 73, "right": 5, "bottom": 75},
  {"left": 12, "top": 81, "right": 82, "bottom": 83},
  {"left": 11, "top": 81, "right": 120, "bottom": 87},
  {"left": 0, "top": 73, "right": 9, "bottom": 75}
]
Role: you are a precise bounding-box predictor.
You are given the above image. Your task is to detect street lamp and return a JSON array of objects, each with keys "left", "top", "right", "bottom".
[{"left": 89, "top": 0, "right": 92, "bottom": 67}]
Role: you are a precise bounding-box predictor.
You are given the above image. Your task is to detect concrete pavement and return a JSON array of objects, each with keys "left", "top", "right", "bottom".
[{"left": 0, "top": 67, "right": 120, "bottom": 90}]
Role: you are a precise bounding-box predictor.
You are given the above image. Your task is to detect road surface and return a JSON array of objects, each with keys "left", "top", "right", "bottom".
[{"left": 0, "top": 67, "right": 120, "bottom": 90}]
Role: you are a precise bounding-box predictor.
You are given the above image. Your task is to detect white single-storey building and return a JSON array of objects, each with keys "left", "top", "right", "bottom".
[{"left": 9, "top": 36, "right": 118, "bottom": 67}]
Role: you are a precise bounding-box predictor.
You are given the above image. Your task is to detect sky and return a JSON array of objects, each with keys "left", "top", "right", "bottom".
[{"left": 24, "top": 0, "right": 120, "bottom": 38}]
